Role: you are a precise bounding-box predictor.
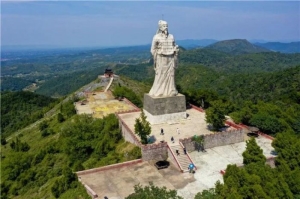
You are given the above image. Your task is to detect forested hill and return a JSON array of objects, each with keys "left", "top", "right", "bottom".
[
  {"left": 1, "top": 91, "right": 58, "bottom": 137},
  {"left": 1, "top": 41, "right": 299, "bottom": 98},
  {"left": 1, "top": 43, "right": 300, "bottom": 198},
  {"left": 0, "top": 92, "right": 142, "bottom": 198},
  {"left": 204, "top": 39, "right": 270, "bottom": 55},
  {"left": 179, "top": 49, "right": 300, "bottom": 73},
  {"left": 255, "top": 41, "right": 300, "bottom": 53},
  {"left": 176, "top": 64, "right": 300, "bottom": 103}
]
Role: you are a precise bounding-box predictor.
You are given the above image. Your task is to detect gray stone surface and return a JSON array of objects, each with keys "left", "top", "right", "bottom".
[
  {"left": 143, "top": 93, "right": 186, "bottom": 115},
  {"left": 141, "top": 142, "right": 168, "bottom": 161},
  {"left": 144, "top": 109, "right": 187, "bottom": 125}
]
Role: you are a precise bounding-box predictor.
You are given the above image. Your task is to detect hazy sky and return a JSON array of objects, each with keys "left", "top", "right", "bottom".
[{"left": 1, "top": 1, "right": 300, "bottom": 47}]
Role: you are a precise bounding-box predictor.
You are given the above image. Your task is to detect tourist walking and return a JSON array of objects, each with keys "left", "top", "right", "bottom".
[
  {"left": 183, "top": 147, "right": 187, "bottom": 155},
  {"left": 160, "top": 128, "right": 164, "bottom": 135},
  {"left": 188, "top": 163, "right": 195, "bottom": 173},
  {"left": 176, "top": 127, "right": 180, "bottom": 134},
  {"left": 171, "top": 136, "right": 174, "bottom": 143}
]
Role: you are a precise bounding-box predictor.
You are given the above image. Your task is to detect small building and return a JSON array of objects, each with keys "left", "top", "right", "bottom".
[{"left": 104, "top": 69, "right": 113, "bottom": 77}]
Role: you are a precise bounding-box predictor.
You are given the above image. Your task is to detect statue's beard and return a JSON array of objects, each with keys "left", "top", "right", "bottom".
[{"left": 162, "top": 30, "right": 168, "bottom": 35}]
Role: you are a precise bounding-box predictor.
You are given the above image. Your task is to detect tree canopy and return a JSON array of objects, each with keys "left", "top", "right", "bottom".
[
  {"left": 134, "top": 110, "right": 151, "bottom": 144},
  {"left": 205, "top": 100, "right": 226, "bottom": 131},
  {"left": 126, "top": 182, "right": 183, "bottom": 199},
  {"left": 195, "top": 136, "right": 298, "bottom": 199}
]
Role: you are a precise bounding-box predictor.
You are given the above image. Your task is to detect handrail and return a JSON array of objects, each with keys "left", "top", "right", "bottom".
[
  {"left": 167, "top": 144, "right": 184, "bottom": 172},
  {"left": 179, "top": 141, "right": 197, "bottom": 170},
  {"left": 189, "top": 103, "right": 205, "bottom": 112}
]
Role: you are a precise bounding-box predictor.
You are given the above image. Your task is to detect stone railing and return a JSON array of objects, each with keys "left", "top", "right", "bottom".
[
  {"left": 115, "top": 109, "right": 140, "bottom": 115},
  {"left": 76, "top": 159, "right": 143, "bottom": 176},
  {"left": 189, "top": 104, "right": 205, "bottom": 112},
  {"left": 225, "top": 121, "right": 243, "bottom": 130}
]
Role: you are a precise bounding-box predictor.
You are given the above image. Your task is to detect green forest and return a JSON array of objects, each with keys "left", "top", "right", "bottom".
[
  {"left": 1, "top": 91, "right": 58, "bottom": 137},
  {"left": 1, "top": 41, "right": 300, "bottom": 198},
  {"left": 1, "top": 96, "right": 141, "bottom": 198}
]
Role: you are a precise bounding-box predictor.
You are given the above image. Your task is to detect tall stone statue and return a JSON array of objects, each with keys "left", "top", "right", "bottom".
[{"left": 149, "top": 20, "right": 179, "bottom": 97}]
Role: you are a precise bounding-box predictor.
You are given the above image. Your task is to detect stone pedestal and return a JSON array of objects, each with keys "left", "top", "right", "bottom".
[{"left": 143, "top": 93, "right": 186, "bottom": 124}]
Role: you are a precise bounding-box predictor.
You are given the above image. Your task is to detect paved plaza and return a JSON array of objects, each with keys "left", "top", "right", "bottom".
[
  {"left": 78, "top": 136, "right": 275, "bottom": 199},
  {"left": 75, "top": 92, "right": 137, "bottom": 118},
  {"left": 118, "top": 108, "right": 236, "bottom": 146}
]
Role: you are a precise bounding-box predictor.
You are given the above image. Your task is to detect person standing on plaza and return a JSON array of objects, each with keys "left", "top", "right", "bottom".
[
  {"left": 161, "top": 128, "right": 164, "bottom": 135},
  {"left": 188, "top": 163, "right": 195, "bottom": 173},
  {"left": 171, "top": 136, "right": 174, "bottom": 143}
]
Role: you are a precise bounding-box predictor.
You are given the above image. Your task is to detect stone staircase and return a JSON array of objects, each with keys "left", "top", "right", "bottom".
[
  {"left": 170, "top": 145, "right": 194, "bottom": 172},
  {"left": 104, "top": 77, "right": 114, "bottom": 92}
]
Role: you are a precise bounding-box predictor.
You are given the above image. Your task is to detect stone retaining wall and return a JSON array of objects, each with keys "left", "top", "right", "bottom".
[
  {"left": 180, "top": 137, "right": 196, "bottom": 152},
  {"left": 204, "top": 129, "right": 245, "bottom": 148},
  {"left": 141, "top": 142, "right": 168, "bottom": 161},
  {"left": 116, "top": 114, "right": 142, "bottom": 147},
  {"left": 180, "top": 129, "right": 245, "bottom": 152}
]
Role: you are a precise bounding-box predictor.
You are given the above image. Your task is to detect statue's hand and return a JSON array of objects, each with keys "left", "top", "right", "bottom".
[{"left": 174, "top": 45, "right": 179, "bottom": 55}]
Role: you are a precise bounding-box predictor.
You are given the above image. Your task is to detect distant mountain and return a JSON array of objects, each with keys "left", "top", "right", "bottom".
[
  {"left": 176, "top": 39, "right": 218, "bottom": 49},
  {"left": 205, "top": 39, "right": 270, "bottom": 55},
  {"left": 249, "top": 39, "right": 269, "bottom": 43},
  {"left": 254, "top": 42, "right": 300, "bottom": 53}
]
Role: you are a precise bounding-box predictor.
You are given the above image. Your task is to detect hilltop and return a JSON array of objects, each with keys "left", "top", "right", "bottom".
[
  {"left": 1, "top": 42, "right": 300, "bottom": 198},
  {"left": 0, "top": 77, "right": 144, "bottom": 198},
  {"left": 205, "top": 39, "right": 270, "bottom": 55}
]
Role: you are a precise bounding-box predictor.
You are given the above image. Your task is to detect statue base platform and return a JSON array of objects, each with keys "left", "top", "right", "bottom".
[{"left": 143, "top": 93, "right": 186, "bottom": 124}]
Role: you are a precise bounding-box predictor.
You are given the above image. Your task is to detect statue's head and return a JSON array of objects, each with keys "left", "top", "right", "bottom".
[{"left": 158, "top": 20, "right": 168, "bottom": 34}]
